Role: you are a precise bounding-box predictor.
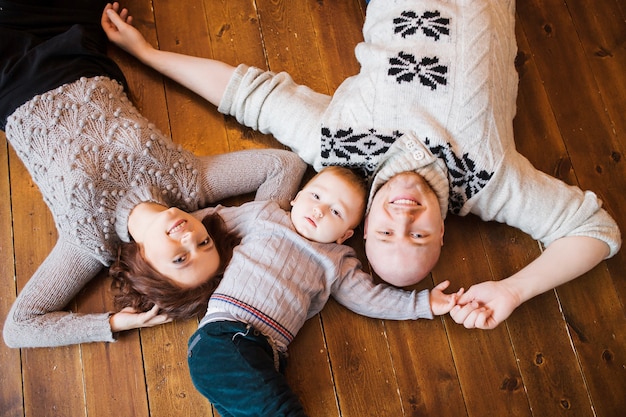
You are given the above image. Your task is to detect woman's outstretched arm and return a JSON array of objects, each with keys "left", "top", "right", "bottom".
[
  {"left": 3, "top": 239, "right": 172, "bottom": 348},
  {"left": 102, "top": 2, "right": 235, "bottom": 106}
]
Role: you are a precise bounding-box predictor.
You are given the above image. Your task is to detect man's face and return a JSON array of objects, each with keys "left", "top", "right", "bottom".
[{"left": 364, "top": 172, "right": 444, "bottom": 286}]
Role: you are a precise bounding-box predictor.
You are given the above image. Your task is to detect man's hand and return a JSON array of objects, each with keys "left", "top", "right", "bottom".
[
  {"left": 101, "top": 2, "right": 154, "bottom": 60},
  {"left": 449, "top": 280, "right": 520, "bottom": 329}
]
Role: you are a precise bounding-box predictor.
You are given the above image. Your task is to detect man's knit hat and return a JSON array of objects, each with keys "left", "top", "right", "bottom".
[{"left": 366, "top": 138, "right": 449, "bottom": 220}]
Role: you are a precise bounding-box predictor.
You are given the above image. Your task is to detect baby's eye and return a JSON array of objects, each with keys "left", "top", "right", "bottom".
[
  {"left": 311, "top": 193, "right": 320, "bottom": 200},
  {"left": 331, "top": 208, "right": 342, "bottom": 218},
  {"left": 173, "top": 255, "right": 187, "bottom": 264}
]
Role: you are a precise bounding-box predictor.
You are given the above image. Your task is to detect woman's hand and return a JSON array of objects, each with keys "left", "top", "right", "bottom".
[{"left": 109, "top": 304, "right": 172, "bottom": 332}]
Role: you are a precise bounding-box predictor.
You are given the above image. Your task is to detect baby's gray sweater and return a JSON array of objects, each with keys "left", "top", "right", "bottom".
[
  {"left": 3, "top": 76, "right": 306, "bottom": 348},
  {"left": 195, "top": 200, "right": 433, "bottom": 350},
  {"left": 218, "top": 0, "right": 621, "bottom": 256}
]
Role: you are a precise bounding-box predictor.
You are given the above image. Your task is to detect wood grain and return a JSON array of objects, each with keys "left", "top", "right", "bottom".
[{"left": 1, "top": 0, "right": 624, "bottom": 416}]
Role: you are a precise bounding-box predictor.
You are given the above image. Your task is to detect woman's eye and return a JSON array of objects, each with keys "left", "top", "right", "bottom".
[
  {"left": 173, "top": 255, "right": 187, "bottom": 264},
  {"left": 199, "top": 237, "right": 211, "bottom": 246}
]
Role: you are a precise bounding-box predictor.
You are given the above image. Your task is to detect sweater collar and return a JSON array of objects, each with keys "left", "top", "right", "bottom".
[{"left": 115, "top": 186, "right": 172, "bottom": 242}]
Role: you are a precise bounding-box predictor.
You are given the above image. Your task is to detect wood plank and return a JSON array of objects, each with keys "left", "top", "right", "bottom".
[
  {"left": 8, "top": 143, "right": 86, "bottom": 417},
  {"left": 322, "top": 300, "right": 405, "bottom": 417},
  {"left": 284, "top": 318, "right": 340, "bottom": 417},
  {"left": 77, "top": 272, "right": 150, "bottom": 417},
  {"left": 482, "top": 223, "right": 595, "bottom": 416},
  {"left": 517, "top": 1, "right": 626, "bottom": 415},
  {"left": 563, "top": 0, "right": 626, "bottom": 330},
  {"left": 151, "top": 0, "right": 229, "bottom": 156},
  {"left": 473, "top": 17, "right": 597, "bottom": 417},
  {"left": 436, "top": 216, "right": 533, "bottom": 417},
  {"left": 383, "top": 297, "right": 467, "bottom": 417},
  {"left": 302, "top": 0, "right": 366, "bottom": 91},
  {"left": 201, "top": 0, "right": 285, "bottom": 152},
  {"left": 140, "top": 320, "right": 214, "bottom": 417},
  {"left": 0, "top": 133, "right": 24, "bottom": 417}
]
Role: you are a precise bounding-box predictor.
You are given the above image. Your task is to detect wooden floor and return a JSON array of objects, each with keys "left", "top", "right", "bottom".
[{"left": 2, "top": 0, "right": 625, "bottom": 416}]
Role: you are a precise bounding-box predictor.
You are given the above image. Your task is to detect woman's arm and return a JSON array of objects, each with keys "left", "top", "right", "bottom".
[
  {"left": 103, "top": 3, "right": 329, "bottom": 170},
  {"left": 196, "top": 149, "right": 307, "bottom": 210},
  {"left": 3, "top": 240, "right": 112, "bottom": 347},
  {"left": 3, "top": 239, "right": 171, "bottom": 348}
]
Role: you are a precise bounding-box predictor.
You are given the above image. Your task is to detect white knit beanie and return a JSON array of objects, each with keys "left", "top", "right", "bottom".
[{"left": 367, "top": 139, "right": 449, "bottom": 219}]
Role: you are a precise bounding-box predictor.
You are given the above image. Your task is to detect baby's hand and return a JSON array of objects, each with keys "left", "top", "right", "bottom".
[{"left": 430, "top": 280, "right": 464, "bottom": 316}]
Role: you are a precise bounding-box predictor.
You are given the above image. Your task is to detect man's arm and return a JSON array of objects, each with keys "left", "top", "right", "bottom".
[
  {"left": 101, "top": 2, "right": 235, "bottom": 106},
  {"left": 450, "top": 236, "right": 609, "bottom": 329}
]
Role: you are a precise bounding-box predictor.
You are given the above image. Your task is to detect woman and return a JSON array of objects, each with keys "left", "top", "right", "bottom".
[{"left": 1, "top": 0, "right": 306, "bottom": 348}]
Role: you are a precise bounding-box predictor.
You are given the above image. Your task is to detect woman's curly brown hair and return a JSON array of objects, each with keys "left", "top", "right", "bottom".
[{"left": 109, "top": 213, "right": 240, "bottom": 321}]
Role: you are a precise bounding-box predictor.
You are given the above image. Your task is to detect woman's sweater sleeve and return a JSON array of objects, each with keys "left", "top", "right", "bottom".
[
  {"left": 3, "top": 239, "right": 114, "bottom": 348},
  {"left": 195, "top": 148, "right": 307, "bottom": 211},
  {"left": 218, "top": 64, "right": 331, "bottom": 171}
]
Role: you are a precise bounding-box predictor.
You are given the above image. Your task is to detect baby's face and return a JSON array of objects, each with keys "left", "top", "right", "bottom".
[{"left": 290, "top": 172, "right": 363, "bottom": 244}]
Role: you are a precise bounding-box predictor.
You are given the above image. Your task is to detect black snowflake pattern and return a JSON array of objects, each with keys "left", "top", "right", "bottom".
[
  {"left": 393, "top": 10, "right": 450, "bottom": 40},
  {"left": 321, "top": 127, "right": 401, "bottom": 178},
  {"left": 388, "top": 53, "right": 448, "bottom": 90},
  {"left": 424, "top": 138, "right": 494, "bottom": 214}
]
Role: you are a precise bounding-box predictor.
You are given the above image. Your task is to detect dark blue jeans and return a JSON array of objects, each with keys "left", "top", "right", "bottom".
[{"left": 187, "top": 321, "right": 308, "bottom": 417}]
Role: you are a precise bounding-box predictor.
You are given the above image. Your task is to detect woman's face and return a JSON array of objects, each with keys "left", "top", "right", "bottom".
[{"left": 140, "top": 208, "right": 221, "bottom": 288}]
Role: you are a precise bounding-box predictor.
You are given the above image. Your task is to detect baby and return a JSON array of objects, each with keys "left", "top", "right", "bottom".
[{"left": 186, "top": 166, "right": 462, "bottom": 416}]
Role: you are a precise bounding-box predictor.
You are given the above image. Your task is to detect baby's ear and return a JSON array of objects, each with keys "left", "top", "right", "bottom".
[
  {"left": 290, "top": 191, "right": 302, "bottom": 206},
  {"left": 335, "top": 229, "right": 354, "bottom": 245}
]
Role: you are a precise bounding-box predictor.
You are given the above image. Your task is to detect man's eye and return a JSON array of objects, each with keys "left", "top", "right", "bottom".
[
  {"left": 378, "top": 231, "right": 391, "bottom": 236},
  {"left": 411, "top": 233, "right": 424, "bottom": 239}
]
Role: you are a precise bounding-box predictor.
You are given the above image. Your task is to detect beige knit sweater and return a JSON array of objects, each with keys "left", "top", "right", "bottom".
[{"left": 3, "top": 77, "right": 306, "bottom": 348}]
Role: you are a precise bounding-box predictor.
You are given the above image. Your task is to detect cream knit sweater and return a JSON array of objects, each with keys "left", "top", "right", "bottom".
[{"left": 218, "top": 0, "right": 620, "bottom": 256}]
